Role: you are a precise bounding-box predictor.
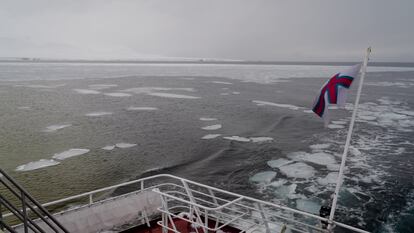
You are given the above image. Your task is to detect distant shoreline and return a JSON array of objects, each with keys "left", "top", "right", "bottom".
[{"left": 1, "top": 59, "right": 413, "bottom": 67}]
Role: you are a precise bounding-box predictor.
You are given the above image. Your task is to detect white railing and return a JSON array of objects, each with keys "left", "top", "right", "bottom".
[{"left": 2, "top": 174, "right": 370, "bottom": 233}]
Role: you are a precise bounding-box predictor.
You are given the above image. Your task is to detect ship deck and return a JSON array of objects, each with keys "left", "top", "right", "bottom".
[{"left": 122, "top": 218, "right": 241, "bottom": 233}]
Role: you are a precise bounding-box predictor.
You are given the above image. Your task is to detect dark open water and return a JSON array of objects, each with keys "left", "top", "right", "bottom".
[{"left": 0, "top": 62, "right": 413, "bottom": 232}]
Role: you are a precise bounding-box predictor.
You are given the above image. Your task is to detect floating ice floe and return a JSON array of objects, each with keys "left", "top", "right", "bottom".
[
  {"left": 327, "top": 124, "right": 345, "bottom": 129},
  {"left": 358, "top": 115, "right": 377, "bottom": 121},
  {"left": 201, "top": 134, "right": 221, "bottom": 139},
  {"left": 267, "top": 158, "right": 294, "bottom": 168},
  {"left": 332, "top": 120, "right": 347, "bottom": 125},
  {"left": 288, "top": 151, "right": 337, "bottom": 166},
  {"left": 85, "top": 112, "right": 113, "bottom": 117},
  {"left": 104, "top": 92, "right": 132, "bottom": 97},
  {"left": 43, "top": 124, "right": 71, "bottom": 132},
  {"left": 102, "top": 145, "right": 116, "bottom": 150},
  {"left": 250, "top": 171, "right": 277, "bottom": 184},
  {"left": 201, "top": 124, "right": 222, "bottom": 130},
  {"left": 296, "top": 199, "right": 321, "bottom": 214},
  {"left": 16, "top": 159, "right": 60, "bottom": 171},
  {"left": 366, "top": 81, "right": 414, "bottom": 88},
  {"left": 309, "top": 143, "right": 331, "bottom": 150},
  {"left": 232, "top": 92, "right": 240, "bottom": 94},
  {"left": 252, "top": 100, "right": 301, "bottom": 110},
  {"left": 148, "top": 92, "right": 200, "bottom": 99},
  {"left": 17, "top": 106, "right": 31, "bottom": 110},
  {"left": 250, "top": 137, "right": 274, "bottom": 143},
  {"left": 211, "top": 81, "right": 233, "bottom": 85},
  {"left": 127, "top": 107, "right": 158, "bottom": 111},
  {"left": 279, "top": 162, "right": 316, "bottom": 179},
  {"left": 327, "top": 164, "right": 340, "bottom": 171},
  {"left": 355, "top": 97, "right": 414, "bottom": 131},
  {"left": 73, "top": 89, "right": 101, "bottom": 94},
  {"left": 88, "top": 84, "right": 118, "bottom": 90},
  {"left": 275, "top": 184, "right": 301, "bottom": 199},
  {"left": 268, "top": 179, "right": 288, "bottom": 188},
  {"left": 26, "top": 84, "right": 66, "bottom": 89},
  {"left": 122, "top": 87, "right": 196, "bottom": 94},
  {"left": 223, "top": 136, "right": 251, "bottom": 142},
  {"left": 200, "top": 117, "right": 217, "bottom": 121},
  {"left": 317, "top": 172, "right": 338, "bottom": 185},
  {"left": 115, "top": 143, "right": 137, "bottom": 148},
  {"left": 52, "top": 149, "right": 90, "bottom": 160}
]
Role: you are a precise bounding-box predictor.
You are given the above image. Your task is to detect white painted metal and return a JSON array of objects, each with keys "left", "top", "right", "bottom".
[
  {"left": 4, "top": 174, "right": 370, "bottom": 233},
  {"left": 328, "top": 47, "right": 372, "bottom": 229}
]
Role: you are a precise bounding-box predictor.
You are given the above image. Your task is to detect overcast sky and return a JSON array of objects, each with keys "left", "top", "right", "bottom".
[{"left": 1, "top": 0, "right": 413, "bottom": 62}]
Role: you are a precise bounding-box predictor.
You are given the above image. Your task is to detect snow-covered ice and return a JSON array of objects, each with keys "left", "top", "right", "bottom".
[
  {"left": 16, "top": 159, "right": 60, "bottom": 171},
  {"left": 148, "top": 92, "right": 200, "bottom": 99},
  {"left": 201, "top": 124, "right": 222, "bottom": 130},
  {"left": 327, "top": 164, "right": 340, "bottom": 171},
  {"left": 115, "top": 143, "right": 137, "bottom": 148},
  {"left": 73, "top": 89, "right": 101, "bottom": 94},
  {"left": 85, "top": 112, "right": 113, "bottom": 117},
  {"left": 275, "top": 184, "right": 299, "bottom": 199},
  {"left": 267, "top": 158, "right": 293, "bottom": 168},
  {"left": 88, "top": 84, "right": 118, "bottom": 90},
  {"left": 332, "top": 120, "right": 347, "bottom": 125},
  {"left": 43, "top": 124, "right": 71, "bottom": 132},
  {"left": 252, "top": 100, "right": 301, "bottom": 110},
  {"left": 317, "top": 172, "right": 338, "bottom": 185},
  {"left": 122, "top": 87, "right": 196, "bottom": 94},
  {"left": 250, "top": 171, "right": 277, "bottom": 184},
  {"left": 102, "top": 145, "right": 116, "bottom": 150},
  {"left": 127, "top": 107, "right": 158, "bottom": 111},
  {"left": 296, "top": 199, "right": 321, "bottom": 214},
  {"left": 104, "top": 92, "right": 132, "bottom": 97},
  {"left": 288, "top": 151, "right": 337, "bottom": 166},
  {"left": 279, "top": 162, "right": 316, "bottom": 179},
  {"left": 269, "top": 179, "right": 288, "bottom": 188},
  {"left": 211, "top": 81, "right": 233, "bottom": 85},
  {"left": 201, "top": 134, "right": 221, "bottom": 139},
  {"left": 200, "top": 117, "right": 217, "bottom": 121},
  {"left": 26, "top": 84, "right": 66, "bottom": 89},
  {"left": 250, "top": 137, "right": 274, "bottom": 143},
  {"left": 52, "top": 149, "right": 90, "bottom": 160},
  {"left": 327, "top": 124, "right": 345, "bottom": 129},
  {"left": 223, "top": 136, "right": 251, "bottom": 142},
  {"left": 309, "top": 144, "right": 331, "bottom": 150}
]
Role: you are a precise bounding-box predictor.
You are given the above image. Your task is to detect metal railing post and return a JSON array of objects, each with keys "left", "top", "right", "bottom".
[
  {"left": 0, "top": 168, "right": 68, "bottom": 232},
  {"left": 181, "top": 180, "right": 207, "bottom": 233},
  {"left": 0, "top": 201, "right": 4, "bottom": 231},
  {"left": 89, "top": 194, "right": 93, "bottom": 205},
  {"left": 21, "top": 192, "right": 28, "bottom": 233},
  {"left": 256, "top": 203, "right": 270, "bottom": 233}
]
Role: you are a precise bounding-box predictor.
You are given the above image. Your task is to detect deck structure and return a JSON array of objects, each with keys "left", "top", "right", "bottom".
[{"left": 1, "top": 171, "right": 370, "bottom": 233}]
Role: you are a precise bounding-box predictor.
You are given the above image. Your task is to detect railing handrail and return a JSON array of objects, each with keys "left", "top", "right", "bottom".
[
  {"left": 0, "top": 168, "right": 69, "bottom": 232},
  {"left": 1, "top": 173, "right": 370, "bottom": 233}
]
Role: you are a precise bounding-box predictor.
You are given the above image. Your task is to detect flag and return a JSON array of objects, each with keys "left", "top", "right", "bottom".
[{"left": 312, "top": 64, "right": 362, "bottom": 124}]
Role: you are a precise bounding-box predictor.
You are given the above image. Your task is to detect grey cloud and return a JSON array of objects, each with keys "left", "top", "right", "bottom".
[{"left": 1, "top": 0, "right": 413, "bottom": 61}]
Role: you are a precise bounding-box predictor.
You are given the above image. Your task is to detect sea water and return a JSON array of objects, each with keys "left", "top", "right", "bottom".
[{"left": 0, "top": 62, "right": 413, "bottom": 232}]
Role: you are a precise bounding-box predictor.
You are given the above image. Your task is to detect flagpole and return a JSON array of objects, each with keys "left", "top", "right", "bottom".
[{"left": 327, "top": 47, "right": 371, "bottom": 230}]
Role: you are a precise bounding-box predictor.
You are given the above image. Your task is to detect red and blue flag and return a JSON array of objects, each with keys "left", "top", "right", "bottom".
[{"left": 312, "top": 64, "right": 361, "bottom": 122}]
